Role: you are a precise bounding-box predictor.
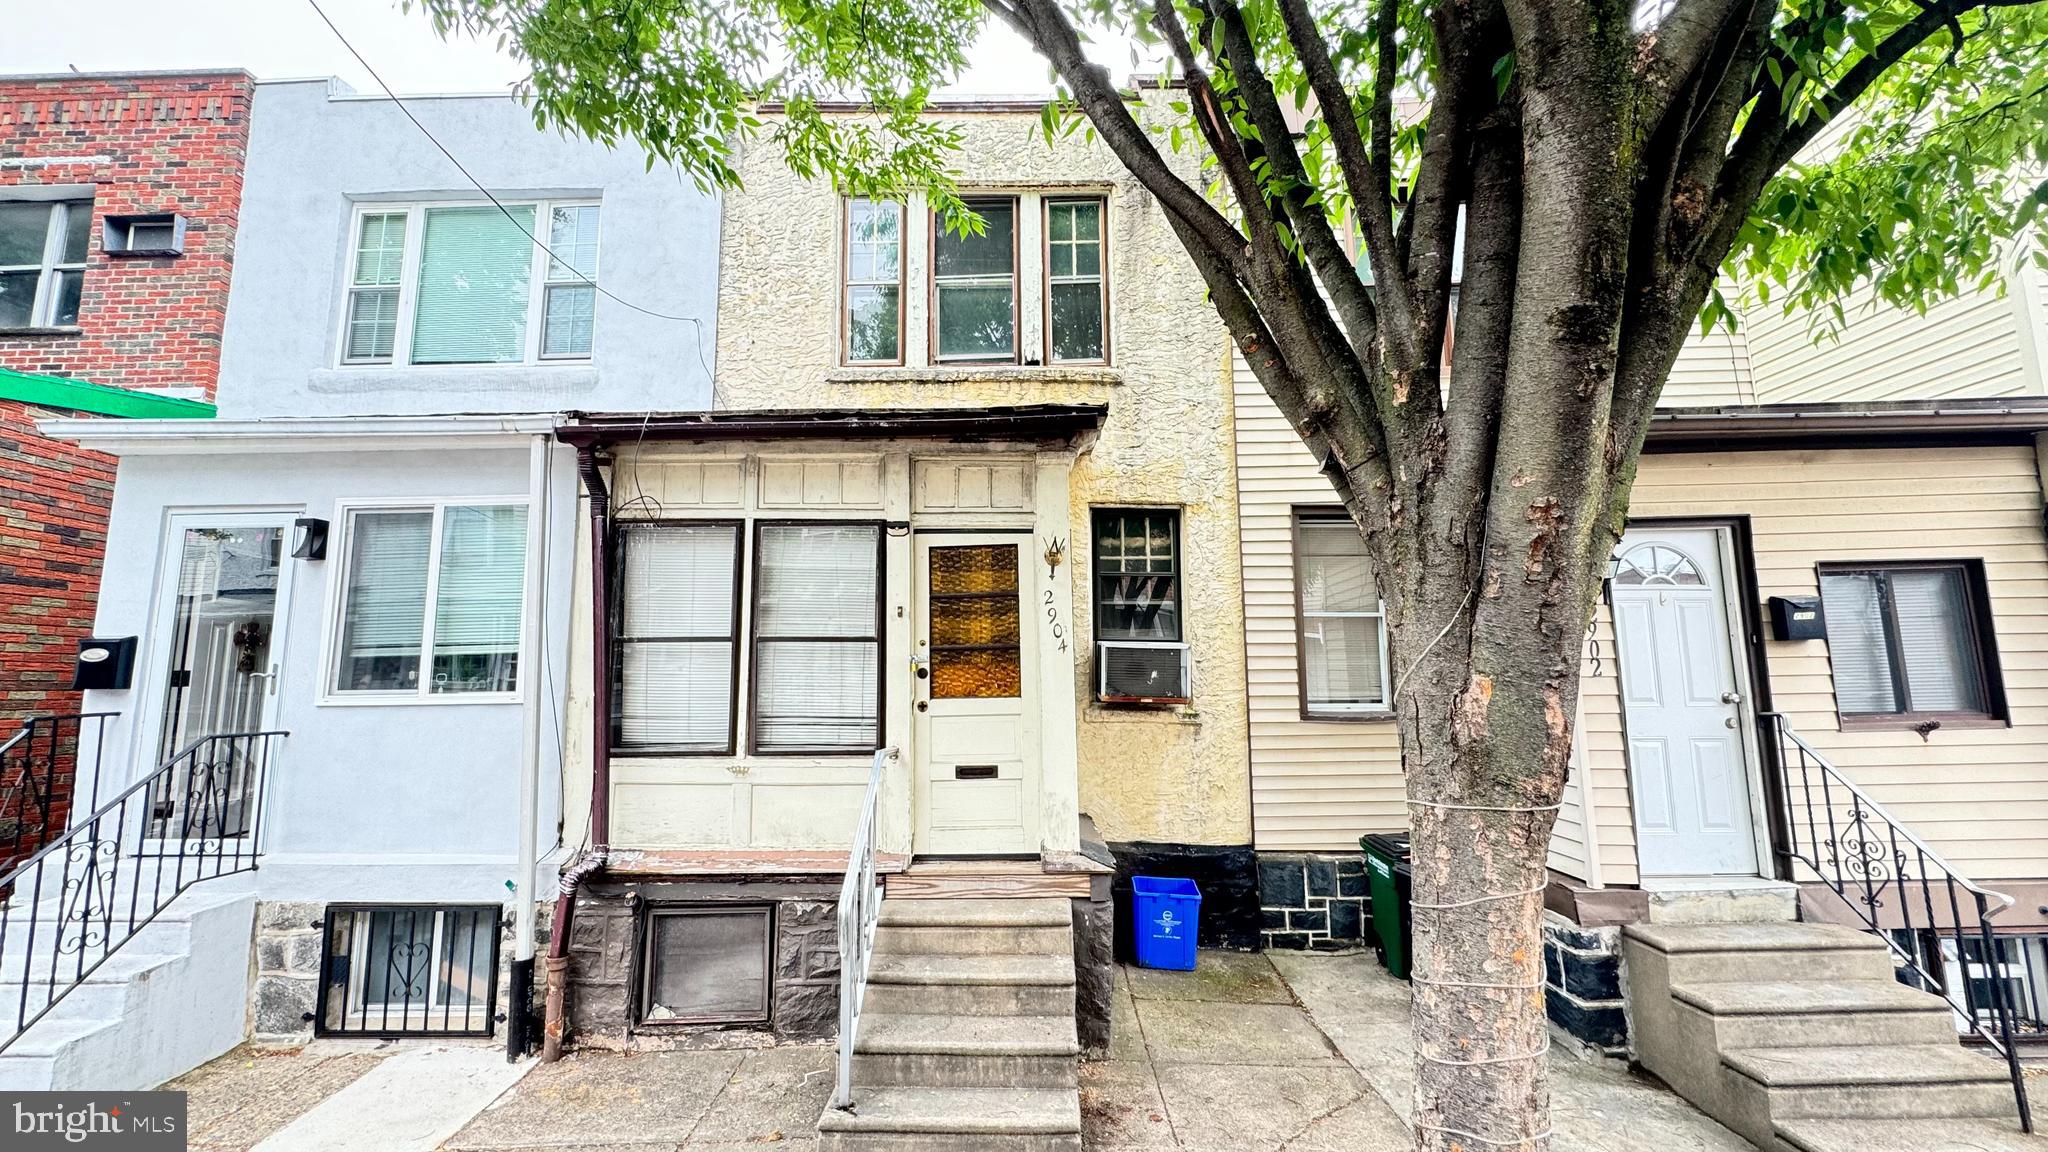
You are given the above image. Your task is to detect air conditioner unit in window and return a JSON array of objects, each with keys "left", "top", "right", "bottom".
[{"left": 1097, "top": 641, "right": 1191, "bottom": 704}]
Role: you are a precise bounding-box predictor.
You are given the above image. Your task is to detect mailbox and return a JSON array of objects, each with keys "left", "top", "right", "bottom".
[
  {"left": 1767, "top": 596, "right": 1826, "bottom": 642},
  {"left": 73, "top": 636, "right": 137, "bottom": 690}
]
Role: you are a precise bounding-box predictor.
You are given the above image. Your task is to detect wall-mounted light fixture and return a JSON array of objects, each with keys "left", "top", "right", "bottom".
[{"left": 292, "top": 517, "right": 330, "bottom": 560}]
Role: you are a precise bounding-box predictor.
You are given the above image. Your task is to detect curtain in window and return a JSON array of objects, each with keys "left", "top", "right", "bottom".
[
  {"left": 1889, "top": 568, "right": 1985, "bottom": 712},
  {"left": 430, "top": 505, "right": 526, "bottom": 693},
  {"left": 411, "top": 205, "right": 536, "bottom": 364},
  {"left": 1820, "top": 572, "right": 1898, "bottom": 713},
  {"left": 337, "top": 511, "right": 433, "bottom": 691},
  {"left": 619, "top": 524, "right": 738, "bottom": 751},
  {"left": 1298, "top": 520, "right": 1386, "bottom": 707},
  {"left": 753, "top": 524, "right": 879, "bottom": 752}
]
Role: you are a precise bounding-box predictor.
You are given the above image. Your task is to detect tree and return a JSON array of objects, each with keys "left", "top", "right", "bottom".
[{"left": 419, "top": 0, "right": 2048, "bottom": 1144}]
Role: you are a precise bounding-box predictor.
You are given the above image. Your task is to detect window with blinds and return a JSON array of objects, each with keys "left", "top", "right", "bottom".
[
  {"left": 1818, "top": 562, "right": 2002, "bottom": 723},
  {"left": 331, "top": 503, "right": 527, "bottom": 698},
  {"left": 617, "top": 523, "right": 740, "bottom": 753},
  {"left": 751, "top": 524, "right": 883, "bottom": 753},
  {"left": 1295, "top": 513, "right": 1389, "bottom": 714},
  {"left": 335, "top": 200, "right": 598, "bottom": 367}
]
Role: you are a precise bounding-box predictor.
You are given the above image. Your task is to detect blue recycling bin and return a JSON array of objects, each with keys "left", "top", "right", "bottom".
[{"left": 1131, "top": 876, "right": 1201, "bottom": 970}]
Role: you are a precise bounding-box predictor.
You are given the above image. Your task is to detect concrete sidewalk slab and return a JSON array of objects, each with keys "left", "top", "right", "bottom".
[
  {"left": 251, "top": 1044, "right": 530, "bottom": 1152},
  {"left": 171, "top": 1045, "right": 390, "bottom": 1152},
  {"left": 1132, "top": 999, "right": 1343, "bottom": 1066},
  {"left": 442, "top": 1049, "right": 745, "bottom": 1148},
  {"left": 1123, "top": 953, "right": 1294, "bottom": 1005}
]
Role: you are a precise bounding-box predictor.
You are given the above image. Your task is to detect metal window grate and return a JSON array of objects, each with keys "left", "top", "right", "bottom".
[{"left": 317, "top": 904, "right": 501, "bottom": 1038}]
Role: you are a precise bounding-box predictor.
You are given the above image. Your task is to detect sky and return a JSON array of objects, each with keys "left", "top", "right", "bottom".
[{"left": 0, "top": 0, "right": 1137, "bottom": 99}]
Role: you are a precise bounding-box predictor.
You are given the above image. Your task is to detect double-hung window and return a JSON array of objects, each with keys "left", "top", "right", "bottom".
[
  {"left": 932, "top": 197, "right": 1018, "bottom": 362},
  {"left": 843, "top": 199, "right": 903, "bottom": 364},
  {"left": 330, "top": 503, "right": 528, "bottom": 699},
  {"left": 1295, "top": 512, "right": 1389, "bottom": 715},
  {"left": 616, "top": 521, "right": 883, "bottom": 756},
  {"left": 1044, "top": 197, "right": 1106, "bottom": 363},
  {"left": 340, "top": 200, "right": 599, "bottom": 367},
  {"left": 0, "top": 199, "right": 90, "bottom": 328},
  {"left": 1818, "top": 561, "right": 2005, "bottom": 725}
]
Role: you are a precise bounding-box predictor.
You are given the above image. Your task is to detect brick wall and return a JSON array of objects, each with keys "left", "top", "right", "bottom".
[
  {"left": 0, "top": 398, "right": 116, "bottom": 723},
  {"left": 0, "top": 72, "right": 252, "bottom": 395}
]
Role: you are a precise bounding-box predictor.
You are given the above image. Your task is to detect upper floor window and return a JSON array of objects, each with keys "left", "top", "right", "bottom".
[
  {"left": 932, "top": 196, "right": 1019, "bottom": 363},
  {"left": 1818, "top": 561, "right": 2006, "bottom": 726},
  {"left": 0, "top": 199, "right": 90, "bottom": 329},
  {"left": 843, "top": 199, "right": 903, "bottom": 365},
  {"left": 1045, "top": 197, "right": 1106, "bottom": 363},
  {"left": 341, "top": 200, "right": 599, "bottom": 367}
]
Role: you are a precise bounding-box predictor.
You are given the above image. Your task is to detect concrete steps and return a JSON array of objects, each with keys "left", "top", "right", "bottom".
[
  {"left": 822, "top": 895, "right": 1080, "bottom": 1152},
  {"left": 1776, "top": 1117, "right": 2048, "bottom": 1152},
  {"left": 1622, "top": 919, "right": 2030, "bottom": 1152}
]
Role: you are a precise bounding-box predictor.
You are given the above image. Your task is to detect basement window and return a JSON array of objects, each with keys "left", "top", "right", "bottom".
[
  {"left": 639, "top": 905, "right": 772, "bottom": 1025},
  {"left": 316, "top": 904, "right": 500, "bottom": 1037},
  {"left": 104, "top": 213, "right": 186, "bottom": 257}
]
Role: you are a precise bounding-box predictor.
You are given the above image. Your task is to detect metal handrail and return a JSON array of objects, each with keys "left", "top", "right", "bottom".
[
  {"left": 0, "top": 714, "right": 117, "bottom": 871},
  {"left": 832, "top": 746, "right": 896, "bottom": 1111},
  {"left": 0, "top": 730, "right": 287, "bottom": 1054},
  {"left": 1760, "top": 712, "right": 2031, "bottom": 1132}
]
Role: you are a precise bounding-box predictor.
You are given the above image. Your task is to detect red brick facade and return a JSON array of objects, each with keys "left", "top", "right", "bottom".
[{"left": 0, "top": 73, "right": 250, "bottom": 725}]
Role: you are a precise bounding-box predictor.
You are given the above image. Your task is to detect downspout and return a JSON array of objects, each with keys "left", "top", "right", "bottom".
[
  {"left": 542, "top": 443, "right": 614, "bottom": 1063},
  {"left": 507, "top": 434, "right": 552, "bottom": 1061}
]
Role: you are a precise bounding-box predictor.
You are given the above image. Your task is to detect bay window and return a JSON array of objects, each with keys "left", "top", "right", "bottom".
[
  {"left": 0, "top": 199, "right": 90, "bottom": 329},
  {"left": 1294, "top": 511, "right": 1389, "bottom": 716},
  {"left": 330, "top": 502, "right": 528, "bottom": 699},
  {"left": 339, "top": 199, "right": 599, "bottom": 367}
]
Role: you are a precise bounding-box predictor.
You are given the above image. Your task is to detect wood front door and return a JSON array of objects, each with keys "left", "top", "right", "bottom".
[
  {"left": 1612, "top": 527, "right": 1761, "bottom": 877},
  {"left": 913, "top": 535, "right": 1039, "bottom": 854}
]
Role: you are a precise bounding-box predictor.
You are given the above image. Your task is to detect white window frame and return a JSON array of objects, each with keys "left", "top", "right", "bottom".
[
  {"left": 0, "top": 199, "right": 90, "bottom": 328},
  {"left": 319, "top": 496, "right": 531, "bottom": 705},
  {"left": 1295, "top": 512, "right": 1392, "bottom": 716},
  {"left": 334, "top": 199, "right": 599, "bottom": 368}
]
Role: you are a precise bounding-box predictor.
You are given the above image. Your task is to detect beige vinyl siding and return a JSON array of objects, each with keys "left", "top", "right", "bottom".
[
  {"left": 1742, "top": 280, "right": 2036, "bottom": 403},
  {"left": 1235, "top": 354, "right": 1407, "bottom": 850},
  {"left": 1589, "top": 445, "right": 2048, "bottom": 882},
  {"left": 1662, "top": 314, "right": 1758, "bottom": 407}
]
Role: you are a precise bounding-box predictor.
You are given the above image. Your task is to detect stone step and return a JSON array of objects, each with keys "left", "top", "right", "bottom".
[
  {"left": 1673, "top": 978, "right": 1959, "bottom": 1048},
  {"left": 1623, "top": 921, "right": 1895, "bottom": 983},
  {"left": 1645, "top": 882, "right": 1798, "bottom": 925},
  {"left": 1723, "top": 1043, "right": 2019, "bottom": 1120},
  {"left": 818, "top": 1086, "right": 1080, "bottom": 1151},
  {"left": 1774, "top": 1117, "right": 2044, "bottom": 1152},
  {"left": 879, "top": 898, "right": 1072, "bottom": 929},
  {"left": 853, "top": 1012, "right": 1077, "bottom": 1089},
  {"left": 866, "top": 953, "right": 1075, "bottom": 1017},
  {"left": 874, "top": 923, "right": 1071, "bottom": 957}
]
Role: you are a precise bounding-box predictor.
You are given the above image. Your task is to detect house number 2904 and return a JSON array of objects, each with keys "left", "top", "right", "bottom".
[{"left": 1044, "top": 590, "right": 1068, "bottom": 654}]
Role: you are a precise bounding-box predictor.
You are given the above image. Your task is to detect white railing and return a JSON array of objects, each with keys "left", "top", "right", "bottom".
[{"left": 832, "top": 745, "right": 896, "bottom": 1110}]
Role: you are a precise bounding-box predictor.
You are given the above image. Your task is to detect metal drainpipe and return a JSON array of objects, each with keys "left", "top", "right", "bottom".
[
  {"left": 542, "top": 444, "right": 615, "bottom": 1063},
  {"left": 507, "top": 433, "right": 552, "bottom": 1062}
]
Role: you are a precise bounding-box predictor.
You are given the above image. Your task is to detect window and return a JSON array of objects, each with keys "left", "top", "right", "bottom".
[
  {"left": 617, "top": 523, "right": 741, "bottom": 754},
  {"left": 1818, "top": 562, "right": 2004, "bottom": 724},
  {"left": 1044, "top": 197, "right": 1106, "bottom": 363},
  {"left": 0, "top": 199, "right": 89, "bottom": 328},
  {"left": 318, "top": 904, "right": 499, "bottom": 1037},
  {"left": 1093, "top": 509, "right": 1180, "bottom": 641},
  {"left": 1295, "top": 512, "right": 1389, "bottom": 715},
  {"left": 843, "top": 198, "right": 903, "bottom": 364},
  {"left": 640, "top": 905, "right": 771, "bottom": 1025},
  {"left": 751, "top": 523, "right": 883, "bottom": 753},
  {"left": 932, "top": 197, "right": 1018, "bottom": 362},
  {"left": 338, "top": 200, "right": 599, "bottom": 367},
  {"left": 331, "top": 503, "right": 528, "bottom": 698},
  {"left": 104, "top": 213, "right": 185, "bottom": 257}
]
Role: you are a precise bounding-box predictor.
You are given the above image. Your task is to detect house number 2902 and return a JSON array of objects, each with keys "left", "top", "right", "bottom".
[{"left": 1044, "top": 590, "right": 1068, "bottom": 654}]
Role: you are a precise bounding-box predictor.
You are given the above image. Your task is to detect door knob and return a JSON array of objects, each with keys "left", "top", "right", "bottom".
[{"left": 1720, "top": 691, "right": 1742, "bottom": 705}]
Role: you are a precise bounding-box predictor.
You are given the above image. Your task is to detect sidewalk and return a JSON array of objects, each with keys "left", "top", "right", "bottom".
[{"left": 169, "top": 950, "right": 1754, "bottom": 1151}]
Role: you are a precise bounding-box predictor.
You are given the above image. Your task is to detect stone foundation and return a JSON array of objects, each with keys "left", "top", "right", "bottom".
[
  {"left": 1256, "top": 852, "right": 1370, "bottom": 950},
  {"left": 1542, "top": 912, "right": 1628, "bottom": 1054}
]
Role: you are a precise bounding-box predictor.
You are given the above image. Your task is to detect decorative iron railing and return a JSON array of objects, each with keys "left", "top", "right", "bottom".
[
  {"left": 1761, "top": 712, "right": 2031, "bottom": 1132},
  {"left": 832, "top": 746, "right": 896, "bottom": 1111},
  {"left": 315, "top": 903, "right": 501, "bottom": 1038},
  {"left": 0, "top": 730, "right": 286, "bottom": 1054},
  {"left": 0, "top": 714, "right": 116, "bottom": 873}
]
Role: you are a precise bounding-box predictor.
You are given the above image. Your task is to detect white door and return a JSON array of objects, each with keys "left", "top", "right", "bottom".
[
  {"left": 1612, "top": 528, "right": 1759, "bottom": 876},
  {"left": 913, "top": 535, "right": 1039, "bottom": 855}
]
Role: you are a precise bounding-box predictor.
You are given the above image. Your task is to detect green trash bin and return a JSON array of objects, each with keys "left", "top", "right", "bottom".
[{"left": 1359, "top": 833, "right": 1413, "bottom": 980}]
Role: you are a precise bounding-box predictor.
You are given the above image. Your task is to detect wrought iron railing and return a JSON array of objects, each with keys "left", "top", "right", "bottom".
[
  {"left": 832, "top": 746, "right": 896, "bottom": 1111},
  {"left": 0, "top": 730, "right": 286, "bottom": 1054},
  {"left": 1762, "top": 713, "right": 2031, "bottom": 1132},
  {"left": 315, "top": 904, "right": 501, "bottom": 1038},
  {"left": 0, "top": 714, "right": 116, "bottom": 873}
]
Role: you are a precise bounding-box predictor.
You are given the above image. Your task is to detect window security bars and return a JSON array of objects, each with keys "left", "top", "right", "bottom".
[
  {"left": 0, "top": 730, "right": 286, "bottom": 1055},
  {"left": 317, "top": 904, "right": 501, "bottom": 1038},
  {"left": 1762, "top": 712, "right": 2031, "bottom": 1132}
]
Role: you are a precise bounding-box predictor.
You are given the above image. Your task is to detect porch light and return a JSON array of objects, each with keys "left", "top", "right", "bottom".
[{"left": 292, "top": 517, "right": 330, "bottom": 560}]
